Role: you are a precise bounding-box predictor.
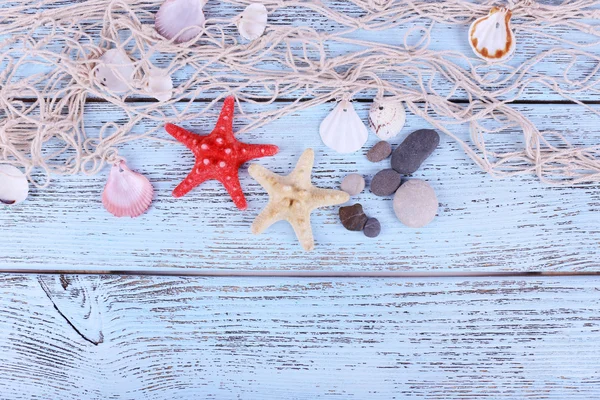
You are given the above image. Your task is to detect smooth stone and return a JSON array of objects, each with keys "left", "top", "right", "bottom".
[
  {"left": 370, "top": 169, "right": 402, "bottom": 196},
  {"left": 339, "top": 203, "right": 368, "bottom": 231},
  {"left": 363, "top": 218, "right": 381, "bottom": 238},
  {"left": 391, "top": 129, "right": 440, "bottom": 174},
  {"left": 393, "top": 179, "right": 438, "bottom": 228},
  {"left": 366, "top": 141, "right": 392, "bottom": 162},
  {"left": 340, "top": 173, "right": 365, "bottom": 196}
]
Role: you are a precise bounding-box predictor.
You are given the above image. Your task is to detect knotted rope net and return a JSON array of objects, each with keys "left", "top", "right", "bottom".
[{"left": 1, "top": 0, "right": 600, "bottom": 187}]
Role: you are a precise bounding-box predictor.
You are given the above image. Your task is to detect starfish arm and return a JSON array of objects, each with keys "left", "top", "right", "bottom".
[
  {"left": 218, "top": 173, "right": 248, "bottom": 210},
  {"left": 289, "top": 148, "right": 315, "bottom": 187},
  {"left": 248, "top": 164, "right": 282, "bottom": 195},
  {"left": 214, "top": 96, "right": 235, "bottom": 138},
  {"left": 173, "top": 168, "right": 211, "bottom": 198},
  {"left": 239, "top": 143, "right": 279, "bottom": 163},
  {"left": 289, "top": 214, "right": 315, "bottom": 251},
  {"left": 251, "top": 202, "right": 286, "bottom": 234},
  {"left": 165, "top": 123, "right": 202, "bottom": 152},
  {"left": 308, "top": 188, "right": 350, "bottom": 210}
]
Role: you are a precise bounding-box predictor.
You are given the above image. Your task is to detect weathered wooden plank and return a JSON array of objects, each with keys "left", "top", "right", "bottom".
[
  {"left": 1, "top": 101, "right": 599, "bottom": 271},
  {"left": 0, "top": 274, "right": 599, "bottom": 399},
  {"left": 2, "top": 1, "right": 600, "bottom": 101}
]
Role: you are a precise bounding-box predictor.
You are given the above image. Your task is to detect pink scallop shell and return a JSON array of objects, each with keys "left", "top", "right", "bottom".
[
  {"left": 102, "top": 161, "right": 153, "bottom": 218},
  {"left": 155, "top": 0, "right": 206, "bottom": 43}
]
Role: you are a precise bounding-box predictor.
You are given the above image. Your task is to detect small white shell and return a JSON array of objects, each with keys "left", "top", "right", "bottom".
[
  {"left": 102, "top": 161, "right": 153, "bottom": 218},
  {"left": 0, "top": 165, "right": 29, "bottom": 205},
  {"left": 319, "top": 99, "right": 368, "bottom": 154},
  {"left": 469, "top": 7, "right": 516, "bottom": 63},
  {"left": 95, "top": 49, "right": 135, "bottom": 93},
  {"left": 236, "top": 3, "right": 268, "bottom": 41},
  {"left": 156, "top": 0, "right": 206, "bottom": 43},
  {"left": 368, "top": 98, "right": 406, "bottom": 140},
  {"left": 147, "top": 68, "right": 173, "bottom": 102}
]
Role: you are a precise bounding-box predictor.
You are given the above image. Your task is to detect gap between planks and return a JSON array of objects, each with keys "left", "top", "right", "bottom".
[
  {"left": 1, "top": 269, "right": 600, "bottom": 277},
  {"left": 10, "top": 97, "right": 600, "bottom": 105}
]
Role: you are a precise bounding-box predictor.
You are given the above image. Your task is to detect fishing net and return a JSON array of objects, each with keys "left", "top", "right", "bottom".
[{"left": 2, "top": 0, "right": 600, "bottom": 187}]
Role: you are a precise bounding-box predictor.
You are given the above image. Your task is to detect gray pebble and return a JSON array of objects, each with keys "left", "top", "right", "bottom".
[
  {"left": 370, "top": 169, "right": 402, "bottom": 196},
  {"left": 391, "top": 129, "right": 440, "bottom": 174},
  {"left": 339, "top": 203, "right": 368, "bottom": 231},
  {"left": 366, "top": 141, "right": 392, "bottom": 162},
  {"left": 340, "top": 173, "right": 365, "bottom": 196},
  {"left": 363, "top": 218, "right": 381, "bottom": 238},
  {"left": 393, "top": 179, "right": 438, "bottom": 228}
]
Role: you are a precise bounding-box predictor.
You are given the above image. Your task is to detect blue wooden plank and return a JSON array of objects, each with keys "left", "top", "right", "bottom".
[
  {"left": 2, "top": 2, "right": 600, "bottom": 101},
  {"left": 1, "top": 101, "right": 599, "bottom": 271},
  {"left": 1, "top": 274, "right": 599, "bottom": 399},
  {"left": 1, "top": 0, "right": 600, "bottom": 271}
]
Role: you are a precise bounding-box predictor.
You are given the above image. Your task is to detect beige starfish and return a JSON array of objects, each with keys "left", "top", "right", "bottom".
[{"left": 249, "top": 148, "right": 350, "bottom": 251}]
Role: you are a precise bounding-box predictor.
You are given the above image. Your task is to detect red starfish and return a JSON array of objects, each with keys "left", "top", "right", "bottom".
[{"left": 165, "top": 97, "right": 279, "bottom": 210}]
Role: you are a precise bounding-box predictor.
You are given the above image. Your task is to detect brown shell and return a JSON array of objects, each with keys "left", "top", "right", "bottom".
[{"left": 469, "top": 7, "right": 514, "bottom": 61}]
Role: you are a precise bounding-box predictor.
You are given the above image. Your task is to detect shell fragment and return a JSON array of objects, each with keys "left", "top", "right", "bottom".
[{"left": 0, "top": 165, "right": 29, "bottom": 205}]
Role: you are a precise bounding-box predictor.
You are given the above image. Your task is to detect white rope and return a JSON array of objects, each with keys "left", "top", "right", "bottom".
[{"left": 1, "top": 0, "right": 600, "bottom": 187}]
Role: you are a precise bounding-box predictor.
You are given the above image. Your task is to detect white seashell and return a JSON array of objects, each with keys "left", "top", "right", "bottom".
[
  {"left": 147, "top": 68, "right": 173, "bottom": 102},
  {"left": 95, "top": 49, "right": 135, "bottom": 93},
  {"left": 368, "top": 98, "right": 406, "bottom": 140},
  {"left": 236, "top": 3, "right": 268, "bottom": 41},
  {"left": 319, "top": 99, "right": 368, "bottom": 154},
  {"left": 156, "top": 0, "right": 206, "bottom": 43},
  {"left": 469, "top": 7, "right": 515, "bottom": 63},
  {"left": 0, "top": 165, "right": 29, "bottom": 205},
  {"left": 102, "top": 161, "right": 153, "bottom": 218}
]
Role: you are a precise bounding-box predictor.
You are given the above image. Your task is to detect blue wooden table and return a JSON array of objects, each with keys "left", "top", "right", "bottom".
[{"left": 1, "top": 1, "right": 599, "bottom": 398}]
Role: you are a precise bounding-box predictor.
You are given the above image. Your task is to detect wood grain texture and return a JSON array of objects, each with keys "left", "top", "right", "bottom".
[
  {"left": 2, "top": 0, "right": 600, "bottom": 271},
  {"left": 1, "top": 101, "right": 599, "bottom": 271},
  {"left": 38, "top": 275, "right": 104, "bottom": 344},
  {"left": 3, "top": 3, "right": 600, "bottom": 399},
  {"left": 0, "top": 274, "right": 599, "bottom": 399},
  {"left": 2, "top": 1, "right": 600, "bottom": 102}
]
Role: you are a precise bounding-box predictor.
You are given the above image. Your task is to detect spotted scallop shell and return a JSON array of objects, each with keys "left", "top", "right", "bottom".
[
  {"left": 102, "top": 161, "right": 153, "bottom": 218},
  {"left": 319, "top": 99, "right": 368, "bottom": 154},
  {"left": 469, "top": 7, "right": 516, "bottom": 63},
  {"left": 368, "top": 98, "right": 406, "bottom": 140}
]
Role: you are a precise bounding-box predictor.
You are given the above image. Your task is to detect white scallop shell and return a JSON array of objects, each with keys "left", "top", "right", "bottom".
[
  {"left": 0, "top": 165, "right": 29, "bottom": 205},
  {"left": 147, "top": 68, "right": 173, "bottom": 102},
  {"left": 102, "top": 161, "right": 153, "bottom": 218},
  {"left": 319, "top": 99, "right": 368, "bottom": 154},
  {"left": 236, "top": 3, "right": 268, "bottom": 41},
  {"left": 368, "top": 98, "right": 406, "bottom": 140},
  {"left": 95, "top": 49, "right": 135, "bottom": 93},
  {"left": 469, "top": 7, "right": 516, "bottom": 63},
  {"left": 156, "top": 0, "right": 206, "bottom": 43}
]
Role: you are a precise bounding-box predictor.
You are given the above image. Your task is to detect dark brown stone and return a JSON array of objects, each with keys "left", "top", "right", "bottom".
[{"left": 339, "top": 203, "right": 368, "bottom": 231}]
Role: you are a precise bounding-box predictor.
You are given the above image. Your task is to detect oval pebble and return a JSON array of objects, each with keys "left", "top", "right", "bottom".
[
  {"left": 393, "top": 179, "right": 438, "bottom": 228},
  {"left": 363, "top": 218, "right": 381, "bottom": 238},
  {"left": 391, "top": 129, "right": 440, "bottom": 174},
  {"left": 339, "top": 203, "right": 368, "bottom": 231},
  {"left": 340, "top": 173, "right": 365, "bottom": 196},
  {"left": 366, "top": 141, "right": 392, "bottom": 162},
  {"left": 370, "top": 169, "right": 401, "bottom": 196}
]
